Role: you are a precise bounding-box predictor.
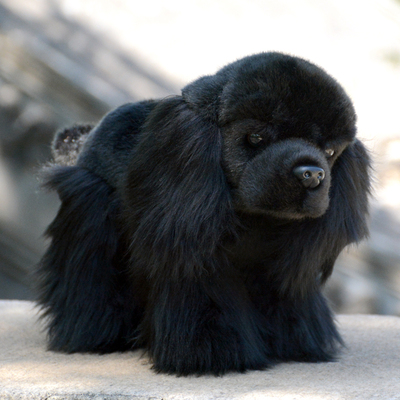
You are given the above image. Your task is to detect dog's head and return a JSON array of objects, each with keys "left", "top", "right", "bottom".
[
  {"left": 127, "top": 52, "right": 370, "bottom": 278},
  {"left": 183, "top": 52, "right": 358, "bottom": 220}
]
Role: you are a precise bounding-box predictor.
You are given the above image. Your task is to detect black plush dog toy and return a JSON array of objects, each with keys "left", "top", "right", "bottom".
[{"left": 37, "top": 52, "right": 371, "bottom": 376}]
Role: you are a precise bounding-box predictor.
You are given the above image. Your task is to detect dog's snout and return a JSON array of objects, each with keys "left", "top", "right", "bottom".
[{"left": 293, "top": 165, "right": 325, "bottom": 189}]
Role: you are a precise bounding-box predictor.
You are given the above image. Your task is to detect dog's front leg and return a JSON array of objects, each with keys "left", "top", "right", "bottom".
[{"left": 139, "top": 275, "right": 270, "bottom": 376}]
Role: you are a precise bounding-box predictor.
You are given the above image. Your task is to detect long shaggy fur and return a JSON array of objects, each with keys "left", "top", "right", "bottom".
[{"left": 36, "top": 52, "right": 371, "bottom": 376}]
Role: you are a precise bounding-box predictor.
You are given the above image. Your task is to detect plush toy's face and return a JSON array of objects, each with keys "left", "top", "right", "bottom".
[{"left": 218, "top": 56, "right": 357, "bottom": 220}]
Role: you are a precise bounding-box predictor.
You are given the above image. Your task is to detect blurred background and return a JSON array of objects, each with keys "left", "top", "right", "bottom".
[{"left": 0, "top": 0, "right": 399, "bottom": 315}]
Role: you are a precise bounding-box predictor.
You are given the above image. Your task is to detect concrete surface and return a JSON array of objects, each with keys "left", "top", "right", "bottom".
[{"left": 1, "top": 300, "right": 400, "bottom": 400}]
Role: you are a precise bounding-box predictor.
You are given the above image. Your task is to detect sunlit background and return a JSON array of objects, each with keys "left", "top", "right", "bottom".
[{"left": 0, "top": 0, "right": 399, "bottom": 315}]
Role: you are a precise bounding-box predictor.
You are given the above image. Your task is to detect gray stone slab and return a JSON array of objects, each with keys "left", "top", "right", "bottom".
[{"left": 1, "top": 300, "right": 400, "bottom": 399}]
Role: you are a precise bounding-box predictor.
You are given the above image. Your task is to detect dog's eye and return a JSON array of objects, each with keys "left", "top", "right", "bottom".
[
  {"left": 325, "top": 149, "right": 335, "bottom": 157},
  {"left": 247, "top": 133, "right": 264, "bottom": 147}
]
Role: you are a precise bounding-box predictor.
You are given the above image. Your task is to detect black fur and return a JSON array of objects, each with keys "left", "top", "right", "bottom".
[{"left": 36, "top": 52, "right": 371, "bottom": 376}]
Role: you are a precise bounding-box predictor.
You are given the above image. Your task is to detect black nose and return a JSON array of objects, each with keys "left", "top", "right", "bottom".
[{"left": 293, "top": 165, "right": 325, "bottom": 188}]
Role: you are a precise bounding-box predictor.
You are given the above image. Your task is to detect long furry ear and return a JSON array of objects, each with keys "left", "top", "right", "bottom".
[
  {"left": 316, "top": 138, "right": 372, "bottom": 282},
  {"left": 123, "top": 96, "right": 235, "bottom": 279},
  {"left": 328, "top": 139, "right": 371, "bottom": 244}
]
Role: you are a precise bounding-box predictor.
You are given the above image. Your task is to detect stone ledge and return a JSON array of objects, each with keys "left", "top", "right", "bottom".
[{"left": 1, "top": 300, "right": 400, "bottom": 400}]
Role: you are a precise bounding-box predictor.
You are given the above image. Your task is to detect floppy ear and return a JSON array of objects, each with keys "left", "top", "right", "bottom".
[
  {"left": 123, "top": 96, "right": 235, "bottom": 279},
  {"left": 317, "top": 138, "right": 371, "bottom": 282},
  {"left": 328, "top": 139, "right": 371, "bottom": 243}
]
